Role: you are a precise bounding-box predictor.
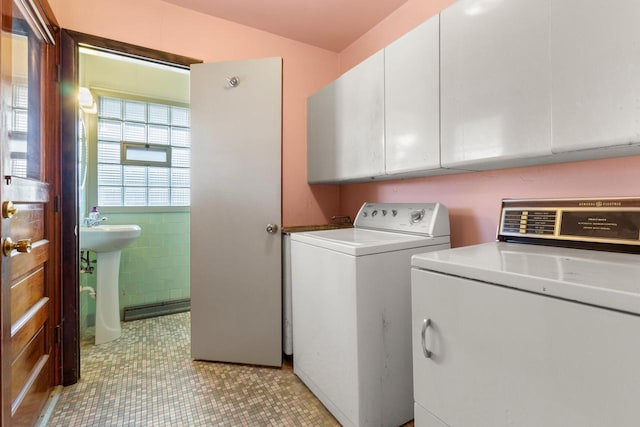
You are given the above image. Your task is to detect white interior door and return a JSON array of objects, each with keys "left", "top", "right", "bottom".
[{"left": 190, "top": 57, "right": 282, "bottom": 366}]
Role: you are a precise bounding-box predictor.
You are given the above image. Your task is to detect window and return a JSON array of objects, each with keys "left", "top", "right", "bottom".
[
  {"left": 9, "top": 83, "right": 28, "bottom": 177},
  {"left": 96, "top": 94, "right": 190, "bottom": 207}
]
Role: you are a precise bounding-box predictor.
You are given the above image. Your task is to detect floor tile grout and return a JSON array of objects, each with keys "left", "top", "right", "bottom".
[{"left": 47, "top": 312, "right": 339, "bottom": 426}]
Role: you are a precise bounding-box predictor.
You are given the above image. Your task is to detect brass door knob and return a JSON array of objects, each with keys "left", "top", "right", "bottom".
[
  {"left": 2, "top": 201, "right": 17, "bottom": 219},
  {"left": 3, "top": 237, "right": 32, "bottom": 256}
]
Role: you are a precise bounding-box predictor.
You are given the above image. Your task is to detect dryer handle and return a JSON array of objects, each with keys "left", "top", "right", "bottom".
[{"left": 421, "top": 318, "right": 433, "bottom": 359}]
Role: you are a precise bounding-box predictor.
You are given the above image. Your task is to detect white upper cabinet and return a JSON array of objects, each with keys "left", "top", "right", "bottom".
[
  {"left": 308, "top": 0, "right": 640, "bottom": 184},
  {"left": 385, "top": 15, "right": 441, "bottom": 177},
  {"left": 307, "top": 51, "right": 385, "bottom": 183},
  {"left": 440, "top": 0, "right": 553, "bottom": 170},
  {"left": 308, "top": 17, "right": 443, "bottom": 184},
  {"left": 551, "top": 0, "right": 640, "bottom": 155},
  {"left": 307, "top": 82, "right": 338, "bottom": 183}
]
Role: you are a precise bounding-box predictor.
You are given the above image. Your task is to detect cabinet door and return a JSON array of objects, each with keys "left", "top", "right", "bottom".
[
  {"left": 440, "top": 0, "right": 552, "bottom": 170},
  {"left": 411, "top": 269, "right": 640, "bottom": 427},
  {"left": 385, "top": 16, "right": 440, "bottom": 176},
  {"left": 307, "top": 51, "right": 385, "bottom": 183},
  {"left": 307, "top": 81, "right": 338, "bottom": 183},
  {"left": 551, "top": 0, "right": 640, "bottom": 154}
]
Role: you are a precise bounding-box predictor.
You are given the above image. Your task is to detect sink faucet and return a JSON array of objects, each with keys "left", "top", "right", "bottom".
[{"left": 84, "top": 216, "right": 108, "bottom": 227}]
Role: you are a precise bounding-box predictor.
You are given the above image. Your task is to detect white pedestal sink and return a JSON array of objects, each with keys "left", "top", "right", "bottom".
[{"left": 80, "top": 224, "right": 142, "bottom": 345}]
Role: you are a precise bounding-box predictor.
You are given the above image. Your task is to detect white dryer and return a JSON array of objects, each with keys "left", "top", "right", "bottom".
[
  {"left": 411, "top": 197, "right": 640, "bottom": 427},
  {"left": 291, "top": 202, "right": 450, "bottom": 427}
]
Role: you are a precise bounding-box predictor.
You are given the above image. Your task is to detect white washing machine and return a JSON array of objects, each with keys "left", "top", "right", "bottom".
[
  {"left": 291, "top": 202, "right": 450, "bottom": 427},
  {"left": 411, "top": 197, "right": 640, "bottom": 427}
]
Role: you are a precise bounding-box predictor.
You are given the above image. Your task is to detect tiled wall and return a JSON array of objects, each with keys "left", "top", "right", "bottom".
[{"left": 80, "top": 211, "right": 190, "bottom": 328}]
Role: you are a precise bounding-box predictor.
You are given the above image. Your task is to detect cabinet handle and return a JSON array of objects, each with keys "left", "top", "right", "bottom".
[{"left": 421, "top": 318, "right": 432, "bottom": 359}]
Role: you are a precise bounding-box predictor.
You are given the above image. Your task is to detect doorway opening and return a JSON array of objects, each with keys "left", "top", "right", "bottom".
[
  {"left": 60, "top": 30, "right": 200, "bottom": 385},
  {"left": 77, "top": 47, "right": 191, "bottom": 345}
]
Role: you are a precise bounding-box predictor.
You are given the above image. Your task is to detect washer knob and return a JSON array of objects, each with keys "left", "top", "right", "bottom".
[
  {"left": 372, "top": 210, "right": 378, "bottom": 217},
  {"left": 392, "top": 210, "right": 398, "bottom": 217},
  {"left": 410, "top": 209, "right": 425, "bottom": 223}
]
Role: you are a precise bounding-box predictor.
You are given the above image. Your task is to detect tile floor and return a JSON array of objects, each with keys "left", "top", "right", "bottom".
[{"left": 47, "top": 312, "right": 340, "bottom": 426}]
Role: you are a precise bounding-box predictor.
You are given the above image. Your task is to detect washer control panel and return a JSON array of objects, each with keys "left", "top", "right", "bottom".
[{"left": 354, "top": 202, "right": 450, "bottom": 236}]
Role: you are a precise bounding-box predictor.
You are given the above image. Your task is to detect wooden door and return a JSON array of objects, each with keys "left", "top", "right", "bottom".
[{"left": 0, "top": 0, "right": 59, "bottom": 425}]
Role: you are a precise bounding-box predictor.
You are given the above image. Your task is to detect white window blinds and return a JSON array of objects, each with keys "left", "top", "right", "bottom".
[{"left": 96, "top": 95, "right": 191, "bottom": 207}]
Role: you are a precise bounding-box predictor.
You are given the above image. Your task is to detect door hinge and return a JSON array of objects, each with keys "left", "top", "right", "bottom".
[
  {"left": 4, "top": 175, "right": 11, "bottom": 185},
  {"left": 54, "top": 324, "right": 62, "bottom": 344},
  {"left": 53, "top": 195, "right": 59, "bottom": 213},
  {"left": 56, "top": 64, "right": 61, "bottom": 83}
]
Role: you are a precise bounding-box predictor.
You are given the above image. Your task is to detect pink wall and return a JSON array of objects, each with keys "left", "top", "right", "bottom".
[
  {"left": 340, "top": 157, "right": 640, "bottom": 248},
  {"left": 340, "top": 0, "right": 454, "bottom": 71},
  {"left": 50, "top": 0, "right": 640, "bottom": 238},
  {"left": 339, "top": 0, "right": 640, "bottom": 247},
  {"left": 49, "top": 0, "right": 342, "bottom": 227}
]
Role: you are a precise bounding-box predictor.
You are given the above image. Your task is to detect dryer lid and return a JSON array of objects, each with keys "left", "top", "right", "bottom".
[{"left": 412, "top": 241, "right": 640, "bottom": 316}]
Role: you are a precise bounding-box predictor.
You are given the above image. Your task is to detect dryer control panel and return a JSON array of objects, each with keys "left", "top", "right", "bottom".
[
  {"left": 354, "top": 202, "right": 450, "bottom": 237},
  {"left": 498, "top": 197, "right": 640, "bottom": 252}
]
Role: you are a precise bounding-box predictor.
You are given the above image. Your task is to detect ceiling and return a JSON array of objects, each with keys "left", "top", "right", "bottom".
[{"left": 160, "top": 0, "right": 409, "bottom": 52}]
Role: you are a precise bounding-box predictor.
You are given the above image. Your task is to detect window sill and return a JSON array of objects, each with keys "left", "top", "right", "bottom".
[{"left": 98, "top": 206, "right": 190, "bottom": 214}]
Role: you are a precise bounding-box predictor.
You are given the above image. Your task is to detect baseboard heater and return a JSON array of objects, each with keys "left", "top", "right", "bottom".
[{"left": 123, "top": 298, "right": 191, "bottom": 322}]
